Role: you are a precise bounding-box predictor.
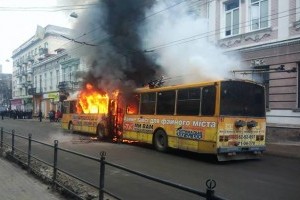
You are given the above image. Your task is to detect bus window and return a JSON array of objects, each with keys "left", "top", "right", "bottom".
[
  {"left": 62, "top": 102, "right": 69, "bottom": 114},
  {"left": 157, "top": 90, "right": 176, "bottom": 115},
  {"left": 220, "top": 81, "right": 265, "bottom": 117},
  {"left": 140, "top": 92, "right": 156, "bottom": 115},
  {"left": 177, "top": 88, "right": 201, "bottom": 115},
  {"left": 126, "top": 94, "right": 140, "bottom": 115},
  {"left": 70, "top": 100, "right": 77, "bottom": 114},
  {"left": 201, "top": 86, "right": 216, "bottom": 116}
]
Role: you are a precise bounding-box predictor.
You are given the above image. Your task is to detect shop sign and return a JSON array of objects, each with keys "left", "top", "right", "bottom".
[
  {"left": 11, "top": 99, "right": 23, "bottom": 106},
  {"left": 43, "top": 92, "right": 59, "bottom": 101}
]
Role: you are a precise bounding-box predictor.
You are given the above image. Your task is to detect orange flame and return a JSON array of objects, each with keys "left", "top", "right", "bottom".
[{"left": 77, "top": 83, "right": 109, "bottom": 114}]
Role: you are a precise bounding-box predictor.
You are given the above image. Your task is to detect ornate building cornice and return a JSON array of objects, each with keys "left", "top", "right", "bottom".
[{"left": 219, "top": 27, "right": 273, "bottom": 48}]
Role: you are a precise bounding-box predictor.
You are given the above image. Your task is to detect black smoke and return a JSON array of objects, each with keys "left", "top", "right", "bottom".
[{"left": 79, "top": 0, "right": 163, "bottom": 94}]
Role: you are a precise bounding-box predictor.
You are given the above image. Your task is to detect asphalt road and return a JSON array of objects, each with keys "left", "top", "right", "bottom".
[{"left": 0, "top": 118, "right": 299, "bottom": 200}]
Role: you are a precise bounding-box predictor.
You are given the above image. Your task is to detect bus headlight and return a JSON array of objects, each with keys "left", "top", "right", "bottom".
[
  {"left": 235, "top": 120, "right": 246, "bottom": 128},
  {"left": 247, "top": 120, "right": 258, "bottom": 128}
]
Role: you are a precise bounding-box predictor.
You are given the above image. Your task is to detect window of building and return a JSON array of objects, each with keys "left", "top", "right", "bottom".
[
  {"left": 298, "top": 63, "right": 300, "bottom": 108},
  {"left": 157, "top": 90, "right": 176, "bottom": 115},
  {"left": 56, "top": 69, "right": 60, "bottom": 85},
  {"left": 250, "top": 0, "right": 268, "bottom": 31},
  {"left": 225, "top": 0, "right": 240, "bottom": 36},
  {"left": 39, "top": 75, "right": 42, "bottom": 92},
  {"left": 62, "top": 68, "right": 66, "bottom": 81},
  {"left": 34, "top": 76, "right": 37, "bottom": 88},
  {"left": 201, "top": 86, "right": 216, "bottom": 116},
  {"left": 177, "top": 88, "right": 201, "bottom": 115},
  {"left": 297, "top": 0, "right": 300, "bottom": 21},
  {"left": 140, "top": 92, "right": 156, "bottom": 115},
  {"left": 39, "top": 46, "right": 43, "bottom": 55},
  {"left": 44, "top": 73, "right": 47, "bottom": 91},
  {"left": 50, "top": 71, "right": 53, "bottom": 90},
  {"left": 69, "top": 67, "right": 73, "bottom": 82}
]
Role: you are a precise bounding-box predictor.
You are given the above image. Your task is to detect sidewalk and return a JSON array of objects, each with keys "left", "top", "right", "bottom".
[
  {"left": 0, "top": 157, "right": 63, "bottom": 200},
  {"left": 266, "top": 142, "right": 300, "bottom": 159}
]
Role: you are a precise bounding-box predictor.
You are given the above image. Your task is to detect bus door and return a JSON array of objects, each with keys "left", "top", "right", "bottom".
[{"left": 108, "top": 96, "right": 124, "bottom": 138}]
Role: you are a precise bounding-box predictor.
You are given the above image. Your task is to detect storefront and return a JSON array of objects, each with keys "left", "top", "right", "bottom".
[
  {"left": 10, "top": 99, "right": 23, "bottom": 110},
  {"left": 41, "top": 92, "right": 59, "bottom": 118}
]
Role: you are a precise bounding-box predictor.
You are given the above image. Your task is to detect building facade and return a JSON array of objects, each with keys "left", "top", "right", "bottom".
[
  {"left": 196, "top": 0, "right": 300, "bottom": 127},
  {"left": 0, "top": 73, "right": 12, "bottom": 110},
  {"left": 11, "top": 25, "right": 82, "bottom": 117}
]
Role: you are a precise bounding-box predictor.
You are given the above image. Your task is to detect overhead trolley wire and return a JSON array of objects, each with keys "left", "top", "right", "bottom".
[
  {"left": 59, "top": 0, "right": 213, "bottom": 50},
  {"left": 143, "top": 7, "right": 300, "bottom": 52}
]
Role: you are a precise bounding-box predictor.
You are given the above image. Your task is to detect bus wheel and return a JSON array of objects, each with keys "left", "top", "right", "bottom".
[
  {"left": 68, "top": 122, "right": 74, "bottom": 134},
  {"left": 96, "top": 125, "right": 105, "bottom": 139},
  {"left": 154, "top": 130, "right": 168, "bottom": 152}
]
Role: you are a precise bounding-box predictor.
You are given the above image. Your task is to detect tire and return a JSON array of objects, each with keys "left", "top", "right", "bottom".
[
  {"left": 68, "top": 122, "right": 74, "bottom": 134},
  {"left": 96, "top": 125, "right": 105, "bottom": 139},
  {"left": 154, "top": 130, "right": 168, "bottom": 152}
]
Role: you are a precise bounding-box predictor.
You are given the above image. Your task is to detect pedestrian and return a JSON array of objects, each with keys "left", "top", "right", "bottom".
[
  {"left": 1, "top": 111, "right": 4, "bottom": 120},
  {"left": 49, "top": 110, "right": 55, "bottom": 122},
  {"left": 13, "top": 110, "right": 16, "bottom": 120},
  {"left": 55, "top": 110, "right": 61, "bottom": 122},
  {"left": 38, "top": 110, "right": 42, "bottom": 122}
]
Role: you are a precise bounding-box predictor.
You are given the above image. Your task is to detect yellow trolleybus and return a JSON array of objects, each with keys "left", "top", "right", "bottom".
[
  {"left": 122, "top": 79, "right": 266, "bottom": 161},
  {"left": 61, "top": 80, "right": 266, "bottom": 161}
]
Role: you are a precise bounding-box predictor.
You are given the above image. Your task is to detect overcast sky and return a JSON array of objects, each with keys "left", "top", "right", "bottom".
[{"left": 0, "top": 0, "right": 76, "bottom": 74}]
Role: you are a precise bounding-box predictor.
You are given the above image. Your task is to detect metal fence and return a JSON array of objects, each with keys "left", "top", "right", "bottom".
[{"left": 0, "top": 127, "right": 226, "bottom": 200}]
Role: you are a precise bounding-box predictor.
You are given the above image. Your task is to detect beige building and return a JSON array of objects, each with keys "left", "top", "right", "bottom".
[
  {"left": 11, "top": 25, "right": 81, "bottom": 117},
  {"left": 195, "top": 0, "right": 300, "bottom": 128},
  {"left": 0, "top": 73, "right": 12, "bottom": 110}
]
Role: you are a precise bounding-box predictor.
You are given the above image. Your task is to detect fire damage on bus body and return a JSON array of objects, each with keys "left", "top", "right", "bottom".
[{"left": 61, "top": 83, "right": 124, "bottom": 140}]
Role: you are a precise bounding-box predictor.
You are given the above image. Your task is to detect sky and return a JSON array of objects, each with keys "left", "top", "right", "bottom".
[{"left": 0, "top": 0, "right": 76, "bottom": 74}]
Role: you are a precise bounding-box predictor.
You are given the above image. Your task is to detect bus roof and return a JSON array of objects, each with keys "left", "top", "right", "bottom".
[{"left": 135, "top": 79, "right": 263, "bottom": 93}]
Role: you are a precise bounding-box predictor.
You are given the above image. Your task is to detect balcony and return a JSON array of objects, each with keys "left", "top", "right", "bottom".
[
  {"left": 16, "top": 62, "right": 22, "bottom": 67},
  {"left": 21, "top": 81, "right": 32, "bottom": 88},
  {"left": 39, "top": 48, "right": 48, "bottom": 56},
  {"left": 16, "top": 83, "right": 23, "bottom": 89},
  {"left": 58, "top": 81, "right": 73, "bottom": 91},
  {"left": 27, "top": 68, "right": 33, "bottom": 74},
  {"left": 28, "top": 56, "right": 34, "bottom": 62},
  {"left": 21, "top": 70, "right": 27, "bottom": 76},
  {"left": 27, "top": 87, "right": 36, "bottom": 95},
  {"left": 16, "top": 71, "right": 22, "bottom": 77},
  {"left": 38, "top": 54, "right": 45, "bottom": 61}
]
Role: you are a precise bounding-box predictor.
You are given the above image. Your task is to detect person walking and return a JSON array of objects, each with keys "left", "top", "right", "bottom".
[
  {"left": 1, "top": 111, "right": 4, "bottom": 120},
  {"left": 38, "top": 110, "right": 42, "bottom": 122}
]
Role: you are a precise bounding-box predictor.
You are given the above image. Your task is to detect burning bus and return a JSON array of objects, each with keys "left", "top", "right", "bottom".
[
  {"left": 61, "top": 79, "right": 266, "bottom": 161},
  {"left": 61, "top": 83, "right": 124, "bottom": 139}
]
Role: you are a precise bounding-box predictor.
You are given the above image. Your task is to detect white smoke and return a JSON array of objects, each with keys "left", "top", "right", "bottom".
[{"left": 140, "top": 1, "right": 241, "bottom": 84}]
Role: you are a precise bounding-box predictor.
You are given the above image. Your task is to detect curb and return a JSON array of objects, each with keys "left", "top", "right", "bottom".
[{"left": 265, "top": 143, "right": 300, "bottom": 159}]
